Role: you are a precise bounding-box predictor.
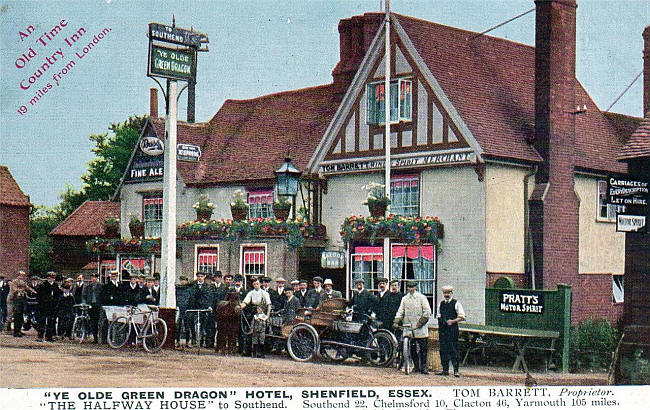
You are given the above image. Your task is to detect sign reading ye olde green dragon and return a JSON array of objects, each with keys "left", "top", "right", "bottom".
[{"left": 148, "top": 44, "right": 194, "bottom": 81}]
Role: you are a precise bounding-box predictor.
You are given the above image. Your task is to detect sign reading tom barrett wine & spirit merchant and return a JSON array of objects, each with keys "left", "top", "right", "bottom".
[{"left": 148, "top": 45, "right": 194, "bottom": 81}]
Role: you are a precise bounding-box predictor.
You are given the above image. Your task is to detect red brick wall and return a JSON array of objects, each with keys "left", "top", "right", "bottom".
[
  {"left": 571, "top": 274, "right": 624, "bottom": 325},
  {"left": 0, "top": 204, "right": 30, "bottom": 278},
  {"left": 486, "top": 272, "right": 528, "bottom": 288}
]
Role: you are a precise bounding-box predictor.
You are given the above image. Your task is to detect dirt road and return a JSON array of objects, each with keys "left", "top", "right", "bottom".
[{"left": 0, "top": 333, "right": 606, "bottom": 388}]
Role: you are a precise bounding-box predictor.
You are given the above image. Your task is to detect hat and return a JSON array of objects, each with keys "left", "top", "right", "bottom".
[
  {"left": 214, "top": 271, "right": 223, "bottom": 278},
  {"left": 377, "top": 277, "right": 388, "bottom": 284},
  {"left": 196, "top": 271, "right": 206, "bottom": 277},
  {"left": 299, "top": 279, "right": 308, "bottom": 284},
  {"left": 406, "top": 281, "right": 417, "bottom": 288},
  {"left": 284, "top": 287, "right": 294, "bottom": 292},
  {"left": 312, "top": 276, "right": 323, "bottom": 283},
  {"left": 261, "top": 276, "right": 271, "bottom": 283},
  {"left": 205, "top": 273, "right": 214, "bottom": 279},
  {"left": 290, "top": 280, "right": 299, "bottom": 285},
  {"left": 47, "top": 271, "right": 57, "bottom": 278},
  {"left": 275, "top": 277, "right": 286, "bottom": 282},
  {"left": 224, "top": 273, "right": 233, "bottom": 279},
  {"left": 323, "top": 278, "right": 333, "bottom": 286},
  {"left": 90, "top": 272, "right": 99, "bottom": 277},
  {"left": 18, "top": 270, "right": 27, "bottom": 276},
  {"left": 354, "top": 278, "right": 365, "bottom": 284},
  {"left": 389, "top": 279, "right": 399, "bottom": 285},
  {"left": 234, "top": 274, "right": 244, "bottom": 282},
  {"left": 109, "top": 270, "right": 118, "bottom": 276},
  {"left": 65, "top": 277, "right": 74, "bottom": 282},
  {"left": 146, "top": 276, "right": 154, "bottom": 281},
  {"left": 138, "top": 273, "right": 146, "bottom": 279},
  {"left": 441, "top": 285, "right": 454, "bottom": 293}
]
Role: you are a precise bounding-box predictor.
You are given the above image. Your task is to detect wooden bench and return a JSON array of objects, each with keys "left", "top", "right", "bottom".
[{"left": 458, "top": 323, "right": 560, "bottom": 372}]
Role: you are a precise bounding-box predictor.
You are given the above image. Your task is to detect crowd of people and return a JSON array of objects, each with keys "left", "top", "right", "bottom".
[{"left": 1, "top": 270, "right": 465, "bottom": 376}]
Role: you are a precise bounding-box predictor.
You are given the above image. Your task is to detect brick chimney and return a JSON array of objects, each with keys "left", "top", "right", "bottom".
[
  {"left": 529, "top": 0, "right": 580, "bottom": 293},
  {"left": 149, "top": 87, "right": 158, "bottom": 118},
  {"left": 332, "top": 13, "right": 383, "bottom": 91},
  {"left": 643, "top": 26, "right": 650, "bottom": 117}
]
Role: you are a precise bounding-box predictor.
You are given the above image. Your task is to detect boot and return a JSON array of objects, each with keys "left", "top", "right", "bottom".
[
  {"left": 258, "top": 342, "right": 265, "bottom": 358},
  {"left": 251, "top": 344, "right": 257, "bottom": 358}
]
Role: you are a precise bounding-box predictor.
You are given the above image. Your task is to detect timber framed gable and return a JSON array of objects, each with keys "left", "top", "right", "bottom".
[{"left": 308, "top": 14, "right": 482, "bottom": 176}]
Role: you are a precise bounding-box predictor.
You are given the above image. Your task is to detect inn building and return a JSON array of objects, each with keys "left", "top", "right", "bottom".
[{"left": 54, "top": 1, "right": 647, "bottom": 325}]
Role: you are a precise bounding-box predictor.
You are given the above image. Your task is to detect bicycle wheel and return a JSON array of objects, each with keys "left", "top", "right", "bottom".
[
  {"left": 107, "top": 316, "right": 131, "bottom": 348},
  {"left": 72, "top": 316, "right": 87, "bottom": 343},
  {"left": 366, "top": 330, "right": 397, "bottom": 367},
  {"left": 403, "top": 336, "right": 413, "bottom": 375},
  {"left": 240, "top": 314, "right": 253, "bottom": 336},
  {"left": 143, "top": 318, "right": 168, "bottom": 353},
  {"left": 195, "top": 316, "right": 202, "bottom": 354}
]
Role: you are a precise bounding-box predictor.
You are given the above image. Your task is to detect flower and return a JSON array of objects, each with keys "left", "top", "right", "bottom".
[
  {"left": 340, "top": 214, "right": 443, "bottom": 246},
  {"left": 193, "top": 194, "right": 216, "bottom": 212},
  {"left": 230, "top": 189, "right": 249, "bottom": 209},
  {"left": 361, "top": 182, "right": 391, "bottom": 206}
]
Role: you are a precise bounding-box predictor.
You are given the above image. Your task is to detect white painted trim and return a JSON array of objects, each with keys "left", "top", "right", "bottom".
[
  {"left": 319, "top": 147, "right": 474, "bottom": 166},
  {"left": 238, "top": 243, "right": 268, "bottom": 281},
  {"left": 193, "top": 243, "right": 220, "bottom": 279}
]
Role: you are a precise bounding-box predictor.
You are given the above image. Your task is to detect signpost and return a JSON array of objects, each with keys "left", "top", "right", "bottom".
[{"left": 147, "top": 21, "right": 208, "bottom": 312}]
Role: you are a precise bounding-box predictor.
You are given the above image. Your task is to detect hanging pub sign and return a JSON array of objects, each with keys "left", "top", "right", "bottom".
[
  {"left": 177, "top": 143, "right": 201, "bottom": 162},
  {"left": 499, "top": 290, "right": 544, "bottom": 314},
  {"left": 607, "top": 176, "right": 648, "bottom": 233},
  {"left": 321, "top": 250, "right": 346, "bottom": 269},
  {"left": 149, "top": 23, "right": 208, "bottom": 48},
  {"left": 148, "top": 44, "right": 195, "bottom": 82},
  {"left": 140, "top": 136, "right": 164, "bottom": 156}
]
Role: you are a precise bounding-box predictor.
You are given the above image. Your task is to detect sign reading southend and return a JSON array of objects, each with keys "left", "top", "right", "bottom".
[
  {"left": 149, "top": 23, "right": 208, "bottom": 47},
  {"left": 499, "top": 290, "right": 544, "bottom": 314},
  {"left": 319, "top": 151, "right": 476, "bottom": 174},
  {"left": 148, "top": 44, "right": 194, "bottom": 81}
]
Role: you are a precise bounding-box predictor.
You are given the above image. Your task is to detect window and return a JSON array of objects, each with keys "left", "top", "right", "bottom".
[
  {"left": 612, "top": 275, "right": 624, "bottom": 303},
  {"left": 598, "top": 180, "right": 624, "bottom": 222},
  {"left": 99, "top": 259, "right": 116, "bottom": 283},
  {"left": 367, "top": 78, "right": 412, "bottom": 125},
  {"left": 242, "top": 246, "right": 266, "bottom": 286},
  {"left": 248, "top": 189, "right": 274, "bottom": 219},
  {"left": 391, "top": 244, "right": 435, "bottom": 307},
  {"left": 143, "top": 196, "right": 163, "bottom": 237},
  {"left": 196, "top": 246, "right": 219, "bottom": 277},
  {"left": 390, "top": 174, "right": 419, "bottom": 217},
  {"left": 351, "top": 246, "right": 384, "bottom": 291}
]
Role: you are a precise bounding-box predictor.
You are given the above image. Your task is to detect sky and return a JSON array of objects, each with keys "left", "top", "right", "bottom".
[{"left": 1, "top": 0, "right": 648, "bottom": 207}]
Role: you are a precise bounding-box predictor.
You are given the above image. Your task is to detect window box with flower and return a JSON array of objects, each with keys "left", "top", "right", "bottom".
[
  {"left": 193, "top": 194, "right": 216, "bottom": 221},
  {"left": 272, "top": 197, "right": 292, "bottom": 221},
  {"left": 362, "top": 182, "right": 391, "bottom": 218},
  {"left": 340, "top": 214, "right": 443, "bottom": 246},
  {"left": 230, "top": 189, "right": 249, "bottom": 221}
]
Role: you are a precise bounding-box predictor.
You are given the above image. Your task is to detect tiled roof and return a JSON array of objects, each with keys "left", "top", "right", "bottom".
[
  {"left": 151, "top": 84, "right": 342, "bottom": 185},
  {"left": 50, "top": 200, "right": 120, "bottom": 237},
  {"left": 0, "top": 165, "right": 30, "bottom": 207},
  {"left": 619, "top": 114, "right": 650, "bottom": 160},
  {"left": 396, "top": 14, "right": 628, "bottom": 174}
]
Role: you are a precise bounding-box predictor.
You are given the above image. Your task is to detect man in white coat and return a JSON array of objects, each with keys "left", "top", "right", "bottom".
[{"left": 393, "top": 281, "right": 431, "bottom": 374}]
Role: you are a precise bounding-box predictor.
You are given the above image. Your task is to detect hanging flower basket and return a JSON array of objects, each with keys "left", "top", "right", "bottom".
[
  {"left": 196, "top": 209, "right": 213, "bottom": 221},
  {"left": 129, "top": 222, "right": 145, "bottom": 238},
  {"left": 231, "top": 206, "right": 248, "bottom": 221},
  {"left": 103, "top": 217, "right": 120, "bottom": 238},
  {"left": 273, "top": 198, "right": 292, "bottom": 221},
  {"left": 368, "top": 202, "right": 387, "bottom": 218}
]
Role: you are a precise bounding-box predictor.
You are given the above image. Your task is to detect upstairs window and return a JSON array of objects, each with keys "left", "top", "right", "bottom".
[
  {"left": 143, "top": 196, "right": 163, "bottom": 237},
  {"left": 196, "top": 246, "right": 219, "bottom": 277},
  {"left": 242, "top": 246, "right": 266, "bottom": 286},
  {"left": 390, "top": 174, "right": 419, "bottom": 217},
  {"left": 367, "top": 78, "right": 412, "bottom": 125},
  {"left": 248, "top": 189, "right": 274, "bottom": 219},
  {"left": 597, "top": 180, "right": 624, "bottom": 222}
]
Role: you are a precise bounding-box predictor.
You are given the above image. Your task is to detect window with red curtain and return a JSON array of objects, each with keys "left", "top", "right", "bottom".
[
  {"left": 350, "top": 246, "right": 384, "bottom": 291},
  {"left": 390, "top": 174, "right": 419, "bottom": 217},
  {"left": 242, "top": 246, "right": 266, "bottom": 286},
  {"left": 196, "top": 247, "right": 219, "bottom": 277},
  {"left": 143, "top": 196, "right": 163, "bottom": 237},
  {"left": 248, "top": 189, "right": 274, "bottom": 219}
]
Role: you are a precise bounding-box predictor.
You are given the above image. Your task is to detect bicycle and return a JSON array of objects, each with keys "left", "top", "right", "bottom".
[
  {"left": 71, "top": 303, "right": 91, "bottom": 343},
  {"left": 397, "top": 324, "right": 416, "bottom": 375},
  {"left": 107, "top": 305, "right": 168, "bottom": 353},
  {"left": 185, "top": 307, "right": 213, "bottom": 355}
]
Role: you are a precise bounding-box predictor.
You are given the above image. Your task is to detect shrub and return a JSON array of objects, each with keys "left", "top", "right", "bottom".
[
  {"left": 569, "top": 319, "right": 618, "bottom": 372},
  {"left": 620, "top": 349, "right": 650, "bottom": 385}
]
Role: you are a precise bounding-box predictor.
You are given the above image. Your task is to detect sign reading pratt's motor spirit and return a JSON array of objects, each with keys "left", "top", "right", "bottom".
[
  {"left": 499, "top": 290, "right": 544, "bottom": 314},
  {"left": 319, "top": 151, "right": 476, "bottom": 174},
  {"left": 148, "top": 44, "right": 194, "bottom": 81}
]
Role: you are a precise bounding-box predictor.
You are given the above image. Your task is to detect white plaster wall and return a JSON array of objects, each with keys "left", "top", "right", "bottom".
[
  {"left": 484, "top": 164, "right": 529, "bottom": 274},
  {"left": 575, "top": 175, "right": 625, "bottom": 274}
]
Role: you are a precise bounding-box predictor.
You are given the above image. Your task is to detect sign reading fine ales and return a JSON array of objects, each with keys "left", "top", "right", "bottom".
[
  {"left": 148, "top": 44, "right": 194, "bottom": 81},
  {"left": 499, "top": 290, "right": 544, "bottom": 314}
]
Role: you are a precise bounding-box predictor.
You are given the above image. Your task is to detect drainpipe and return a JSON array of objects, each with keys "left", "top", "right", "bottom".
[{"left": 524, "top": 165, "right": 538, "bottom": 289}]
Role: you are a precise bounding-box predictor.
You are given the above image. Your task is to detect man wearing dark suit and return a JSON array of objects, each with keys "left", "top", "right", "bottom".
[
  {"left": 191, "top": 272, "right": 215, "bottom": 348},
  {"left": 304, "top": 276, "right": 326, "bottom": 309},
  {"left": 101, "top": 271, "right": 122, "bottom": 306},
  {"left": 72, "top": 274, "right": 85, "bottom": 304},
  {"left": 36, "top": 271, "right": 62, "bottom": 341},
  {"left": 143, "top": 277, "right": 159, "bottom": 305},
  {"left": 213, "top": 271, "right": 228, "bottom": 303},
  {"left": 0, "top": 275, "right": 9, "bottom": 328},
  {"left": 376, "top": 278, "right": 403, "bottom": 330},
  {"left": 296, "top": 280, "right": 309, "bottom": 307},
  {"left": 282, "top": 288, "right": 302, "bottom": 323},
  {"left": 122, "top": 275, "right": 143, "bottom": 306},
  {"left": 81, "top": 272, "right": 102, "bottom": 343},
  {"left": 269, "top": 277, "right": 287, "bottom": 312},
  {"left": 350, "top": 278, "right": 377, "bottom": 320},
  {"left": 319, "top": 278, "right": 343, "bottom": 305}
]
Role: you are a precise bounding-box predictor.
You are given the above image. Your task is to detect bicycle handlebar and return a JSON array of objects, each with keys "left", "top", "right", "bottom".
[
  {"left": 186, "top": 307, "right": 213, "bottom": 313},
  {"left": 73, "top": 303, "right": 92, "bottom": 309}
]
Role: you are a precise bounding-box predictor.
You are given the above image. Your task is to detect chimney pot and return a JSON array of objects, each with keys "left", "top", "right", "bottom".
[{"left": 149, "top": 87, "right": 158, "bottom": 118}]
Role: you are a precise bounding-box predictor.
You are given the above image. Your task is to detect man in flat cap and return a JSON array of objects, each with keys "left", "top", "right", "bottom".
[
  {"left": 81, "top": 272, "right": 103, "bottom": 343},
  {"left": 270, "top": 277, "right": 287, "bottom": 312},
  {"left": 437, "top": 286, "right": 465, "bottom": 377},
  {"left": 191, "top": 271, "right": 215, "bottom": 348},
  {"left": 376, "top": 278, "right": 403, "bottom": 331},
  {"left": 304, "top": 276, "right": 326, "bottom": 309},
  {"left": 394, "top": 281, "right": 431, "bottom": 374},
  {"left": 297, "top": 280, "right": 309, "bottom": 307},
  {"left": 37, "top": 271, "right": 61, "bottom": 341},
  {"left": 349, "top": 278, "right": 377, "bottom": 321}
]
